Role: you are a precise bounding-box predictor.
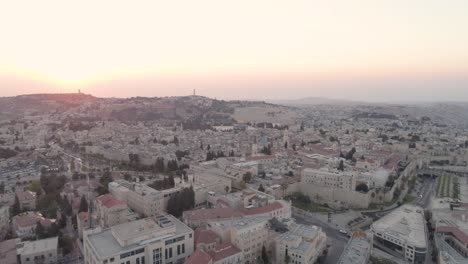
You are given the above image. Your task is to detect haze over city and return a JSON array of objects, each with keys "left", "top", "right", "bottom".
[{"left": 1, "top": 0, "right": 468, "bottom": 101}]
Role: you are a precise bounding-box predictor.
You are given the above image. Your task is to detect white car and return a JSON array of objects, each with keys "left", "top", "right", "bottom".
[{"left": 339, "top": 229, "right": 347, "bottom": 235}]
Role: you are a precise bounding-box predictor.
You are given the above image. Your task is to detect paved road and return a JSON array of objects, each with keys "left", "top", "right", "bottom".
[
  {"left": 411, "top": 177, "right": 435, "bottom": 208},
  {"left": 294, "top": 213, "right": 349, "bottom": 264}
]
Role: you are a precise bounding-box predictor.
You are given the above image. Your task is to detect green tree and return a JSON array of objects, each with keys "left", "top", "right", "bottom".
[
  {"left": 261, "top": 245, "right": 269, "bottom": 264},
  {"left": 258, "top": 184, "right": 266, "bottom": 193},
  {"left": 28, "top": 180, "right": 42, "bottom": 196},
  {"left": 36, "top": 221, "right": 46, "bottom": 239},
  {"left": 242, "top": 172, "right": 252, "bottom": 183},
  {"left": 79, "top": 195, "right": 88, "bottom": 213},
  {"left": 11, "top": 195, "right": 21, "bottom": 216},
  {"left": 338, "top": 160, "right": 344, "bottom": 171}
]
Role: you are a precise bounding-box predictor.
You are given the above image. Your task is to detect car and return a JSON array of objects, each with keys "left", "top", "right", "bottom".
[
  {"left": 419, "top": 195, "right": 423, "bottom": 198},
  {"left": 339, "top": 229, "right": 347, "bottom": 235}
]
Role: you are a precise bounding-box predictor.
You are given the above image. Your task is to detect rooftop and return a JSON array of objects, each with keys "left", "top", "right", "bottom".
[
  {"left": 0, "top": 239, "right": 19, "bottom": 264},
  {"left": 96, "top": 194, "right": 125, "bottom": 208},
  {"left": 337, "top": 231, "right": 372, "bottom": 264},
  {"left": 208, "top": 242, "right": 242, "bottom": 262},
  {"left": 372, "top": 204, "right": 427, "bottom": 248},
  {"left": 87, "top": 215, "right": 192, "bottom": 259},
  {"left": 185, "top": 249, "right": 212, "bottom": 264},
  {"left": 17, "top": 237, "right": 58, "bottom": 256}
]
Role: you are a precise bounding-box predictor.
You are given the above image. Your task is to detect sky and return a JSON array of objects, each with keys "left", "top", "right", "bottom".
[{"left": 1, "top": 0, "right": 467, "bottom": 101}]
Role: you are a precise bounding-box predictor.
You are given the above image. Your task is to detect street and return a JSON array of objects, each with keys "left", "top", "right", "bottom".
[{"left": 293, "top": 213, "right": 349, "bottom": 264}]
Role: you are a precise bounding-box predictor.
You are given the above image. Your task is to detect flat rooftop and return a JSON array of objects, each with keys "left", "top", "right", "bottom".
[
  {"left": 17, "top": 237, "right": 58, "bottom": 255},
  {"left": 338, "top": 233, "right": 372, "bottom": 264},
  {"left": 372, "top": 204, "right": 427, "bottom": 248},
  {"left": 87, "top": 215, "right": 192, "bottom": 259}
]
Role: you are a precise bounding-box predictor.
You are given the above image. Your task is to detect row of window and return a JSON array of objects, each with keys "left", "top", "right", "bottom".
[
  {"left": 120, "top": 248, "right": 145, "bottom": 259},
  {"left": 165, "top": 235, "right": 185, "bottom": 246}
]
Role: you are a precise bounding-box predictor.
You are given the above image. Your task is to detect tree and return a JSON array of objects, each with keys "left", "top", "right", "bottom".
[
  {"left": 79, "top": 195, "right": 88, "bottom": 213},
  {"left": 355, "top": 183, "right": 369, "bottom": 193},
  {"left": 261, "top": 245, "right": 269, "bottom": 264},
  {"left": 338, "top": 160, "right": 344, "bottom": 171},
  {"left": 59, "top": 234, "right": 74, "bottom": 255},
  {"left": 243, "top": 172, "right": 252, "bottom": 183},
  {"left": 36, "top": 221, "right": 46, "bottom": 239},
  {"left": 11, "top": 195, "right": 21, "bottom": 218},
  {"left": 284, "top": 250, "right": 291, "bottom": 264},
  {"left": 166, "top": 187, "right": 195, "bottom": 218},
  {"left": 258, "top": 184, "right": 266, "bottom": 193},
  {"left": 97, "top": 171, "right": 113, "bottom": 195}
]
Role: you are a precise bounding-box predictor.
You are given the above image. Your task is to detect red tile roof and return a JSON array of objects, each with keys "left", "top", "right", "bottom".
[
  {"left": 184, "top": 208, "right": 242, "bottom": 222},
  {"left": 96, "top": 194, "right": 125, "bottom": 208},
  {"left": 195, "top": 229, "right": 220, "bottom": 247},
  {"left": 208, "top": 243, "right": 241, "bottom": 262},
  {"left": 437, "top": 226, "right": 468, "bottom": 244},
  {"left": 13, "top": 213, "right": 54, "bottom": 227},
  {"left": 239, "top": 201, "right": 283, "bottom": 215},
  {"left": 0, "top": 239, "right": 18, "bottom": 264},
  {"left": 185, "top": 249, "right": 212, "bottom": 264}
]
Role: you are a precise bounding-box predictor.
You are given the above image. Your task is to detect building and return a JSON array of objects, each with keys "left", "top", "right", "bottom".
[
  {"left": 0, "top": 239, "right": 19, "bottom": 264},
  {"left": 371, "top": 205, "right": 428, "bottom": 264},
  {"left": 300, "top": 168, "right": 371, "bottom": 208},
  {"left": 17, "top": 237, "right": 59, "bottom": 264},
  {"left": 109, "top": 180, "right": 179, "bottom": 217},
  {"left": 208, "top": 217, "right": 269, "bottom": 264},
  {"left": 195, "top": 229, "right": 221, "bottom": 251},
  {"left": 337, "top": 229, "right": 373, "bottom": 264},
  {"left": 12, "top": 212, "right": 55, "bottom": 239},
  {"left": 275, "top": 222, "right": 327, "bottom": 264},
  {"left": 184, "top": 249, "right": 212, "bottom": 264},
  {"left": 84, "top": 215, "right": 194, "bottom": 264},
  {"left": 432, "top": 201, "right": 468, "bottom": 263},
  {"left": 0, "top": 203, "right": 10, "bottom": 239},
  {"left": 207, "top": 243, "right": 243, "bottom": 264},
  {"left": 183, "top": 200, "right": 291, "bottom": 228},
  {"left": 95, "top": 194, "right": 129, "bottom": 228},
  {"left": 184, "top": 243, "right": 243, "bottom": 264},
  {"left": 15, "top": 191, "right": 37, "bottom": 211}
]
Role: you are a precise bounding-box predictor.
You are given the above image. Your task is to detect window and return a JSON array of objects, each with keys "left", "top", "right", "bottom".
[
  {"left": 137, "top": 258, "right": 140, "bottom": 264},
  {"left": 169, "top": 248, "right": 173, "bottom": 258},
  {"left": 182, "top": 244, "right": 185, "bottom": 254},
  {"left": 177, "top": 245, "right": 181, "bottom": 255},
  {"left": 141, "top": 256, "right": 145, "bottom": 264}
]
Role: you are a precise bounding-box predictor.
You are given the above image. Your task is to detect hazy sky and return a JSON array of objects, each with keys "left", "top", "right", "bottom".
[{"left": 1, "top": 0, "right": 467, "bottom": 101}]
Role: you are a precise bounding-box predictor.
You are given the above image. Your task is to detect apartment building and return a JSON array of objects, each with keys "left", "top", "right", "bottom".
[
  {"left": 275, "top": 223, "right": 327, "bottom": 264},
  {"left": 208, "top": 217, "right": 269, "bottom": 264},
  {"left": 84, "top": 215, "right": 194, "bottom": 264},
  {"left": 17, "top": 237, "right": 58, "bottom": 264},
  {"left": 95, "top": 194, "right": 129, "bottom": 228},
  {"left": 109, "top": 180, "right": 177, "bottom": 217}
]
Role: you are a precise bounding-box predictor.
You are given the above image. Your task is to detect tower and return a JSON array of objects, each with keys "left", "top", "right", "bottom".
[
  {"left": 251, "top": 136, "right": 258, "bottom": 156},
  {"left": 283, "top": 128, "right": 290, "bottom": 146}
]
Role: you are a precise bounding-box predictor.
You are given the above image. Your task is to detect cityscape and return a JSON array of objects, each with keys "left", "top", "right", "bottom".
[
  {"left": 0, "top": 93, "right": 467, "bottom": 264},
  {"left": 1, "top": 1, "right": 468, "bottom": 264}
]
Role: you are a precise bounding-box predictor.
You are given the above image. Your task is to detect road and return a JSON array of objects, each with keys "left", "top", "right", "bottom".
[
  {"left": 411, "top": 177, "right": 435, "bottom": 208},
  {"left": 294, "top": 213, "right": 349, "bottom": 264}
]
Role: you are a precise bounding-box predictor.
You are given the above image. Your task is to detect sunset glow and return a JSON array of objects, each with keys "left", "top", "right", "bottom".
[{"left": 1, "top": 0, "right": 468, "bottom": 100}]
